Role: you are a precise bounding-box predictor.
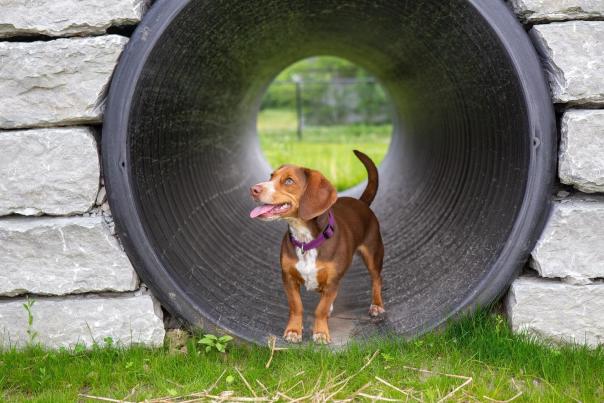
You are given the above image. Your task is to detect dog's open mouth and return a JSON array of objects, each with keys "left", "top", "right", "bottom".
[{"left": 250, "top": 203, "right": 291, "bottom": 219}]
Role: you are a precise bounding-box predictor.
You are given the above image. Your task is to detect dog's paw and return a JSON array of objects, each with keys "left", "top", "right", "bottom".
[
  {"left": 369, "top": 304, "right": 386, "bottom": 317},
  {"left": 283, "top": 330, "right": 302, "bottom": 343},
  {"left": 312, "top": 332, "right": 331, "bottom": 344}
]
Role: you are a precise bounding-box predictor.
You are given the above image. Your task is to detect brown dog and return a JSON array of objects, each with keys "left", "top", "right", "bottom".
[{"left": 250, "top": 150, "right": 384, "bottom": 344}]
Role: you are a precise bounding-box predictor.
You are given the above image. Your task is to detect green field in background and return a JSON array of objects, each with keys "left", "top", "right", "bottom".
[{"left": 258, "top": 109, "right": 392, "bottom": 191}]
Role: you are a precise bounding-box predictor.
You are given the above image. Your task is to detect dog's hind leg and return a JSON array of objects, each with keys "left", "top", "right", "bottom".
[{"left": 358, "top": 230, "right": 385, "bottom": 317}]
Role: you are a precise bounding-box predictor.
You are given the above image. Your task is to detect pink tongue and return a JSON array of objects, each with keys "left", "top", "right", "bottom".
[{"left": 250, "top": 204, "right": 276, "bottom": 218}]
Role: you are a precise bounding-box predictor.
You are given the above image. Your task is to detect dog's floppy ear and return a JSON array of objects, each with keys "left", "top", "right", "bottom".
[{"left": 299, "top": 169, "right": 337, "bottom": 221}]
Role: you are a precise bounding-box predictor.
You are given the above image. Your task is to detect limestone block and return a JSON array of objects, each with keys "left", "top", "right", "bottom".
[
  {"left": 0, "top": 0, "right": 145, "bottom": 38},
  {"left": 0, "top": 216, "right": 138, "bottom": 296},
  {"left": 531, "top": 197, "right": 604, "bottom": 283},
  {"left": 507, "top": 276, "right": 604, "bottom": 346},
  {"left": 559, "top": 110, "right": 604, "bottom": 193},
  {"left": 531, "top": 22, "right": 604, "bottom": 105},
  {"left": 0, "top": 35, "right": 128, "bottom": 129},
  {"left": 0, "top": 127, "right": 99, "bottom": 216},
  {"left": 0, "top": 294, "right": 165, "bottom": 348},
  {"left": 511, "top": 0, "right": 604, "bottom": 22}
]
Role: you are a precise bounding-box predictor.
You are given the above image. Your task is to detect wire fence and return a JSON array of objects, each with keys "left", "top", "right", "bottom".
[{"left": 261, "top": 78, "right": 391, "bottom": 139}]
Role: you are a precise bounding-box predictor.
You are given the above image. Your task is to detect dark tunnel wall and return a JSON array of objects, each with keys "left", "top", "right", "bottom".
[{"left": 103, "top": 0, "right": 556, "bottom": 344}]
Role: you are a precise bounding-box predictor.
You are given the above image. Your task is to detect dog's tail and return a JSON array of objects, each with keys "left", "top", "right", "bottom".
[{"left": 353, "top": 150, "right": 378, "bottom": 206}]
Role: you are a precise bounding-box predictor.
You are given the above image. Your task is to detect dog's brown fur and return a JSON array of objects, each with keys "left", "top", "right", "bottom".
[{"left": 250, "top": 150, "right": 384, "bottom": 344}]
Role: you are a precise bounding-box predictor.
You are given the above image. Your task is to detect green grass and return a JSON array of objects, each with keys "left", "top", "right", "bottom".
[
  {"left": 258, "top": 109, "right": 391, "bottom": 191},
  {"left": 2, "top": 312, "right": 602, "bottom": 402}
]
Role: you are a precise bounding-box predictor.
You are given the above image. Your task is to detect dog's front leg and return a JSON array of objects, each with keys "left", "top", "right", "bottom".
[
  {"left": 313, "top": 285, "right": 339, "bottom": 344},
  {"left": 282, "top": 271, "right": 304, "bottom": 343}
]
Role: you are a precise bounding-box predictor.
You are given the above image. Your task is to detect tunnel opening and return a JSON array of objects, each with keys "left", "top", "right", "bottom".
[
  {"left": 257, "top": 55, "right": 393, "bottom": 192},
  {"left": 103, "top": 0, "right": 556, "bottom": 345}
]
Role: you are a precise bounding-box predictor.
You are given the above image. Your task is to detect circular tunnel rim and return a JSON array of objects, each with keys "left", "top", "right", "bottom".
[{"left": 102, "top": 0, "right": 556, "bottom": 343}]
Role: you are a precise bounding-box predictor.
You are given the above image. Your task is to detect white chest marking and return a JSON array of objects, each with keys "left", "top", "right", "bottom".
[
  {"left": 289, "top": 222, "right": 319, "bottom": 291},
  {"left": 295, "top": 248, "right": 319, "bottom": 291}
]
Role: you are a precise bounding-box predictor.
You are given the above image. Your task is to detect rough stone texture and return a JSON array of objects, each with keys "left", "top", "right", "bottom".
[
  {"left": 0, "top": 35, "right": 128, "bottom": 129},
  {"left": 0, "top": 294, "right": 165, "bottom": 348},
  {"left": 559, "top": 110, "right": 604, "bottom": 193},
  {"left": 507, "top": 276, "right": 604, "bottom": 346},
  {"left": 0, "top": 0, "right": 145, "bottom": 38},
  {"left": 0, "top": 216, "right": 138, "bottom": 297},
  {"left": 511, "top": 0, "right": 604, "bottom": 22},
  {"left": 531, "top": 22, "right": 604, "bottom": 105},
  {"left": 531, "top": 197, "right": 604, "bottom": 284},
  {"left": 0, "top": 127, "right": 99, "bottom": 216}
]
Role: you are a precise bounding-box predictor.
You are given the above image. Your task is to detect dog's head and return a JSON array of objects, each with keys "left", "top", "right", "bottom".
[{"left": 250, "top": 165, "right": 337, "bottom": 221}]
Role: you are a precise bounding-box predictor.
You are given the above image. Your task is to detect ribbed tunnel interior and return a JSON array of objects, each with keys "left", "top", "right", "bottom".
[{"left": 103, "top": 0, "right": 556, "bottom": 344}]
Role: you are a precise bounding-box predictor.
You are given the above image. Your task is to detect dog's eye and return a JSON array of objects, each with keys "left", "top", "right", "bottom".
[{"left": 284, "top": 178, "right": 294, "bottom": 185}]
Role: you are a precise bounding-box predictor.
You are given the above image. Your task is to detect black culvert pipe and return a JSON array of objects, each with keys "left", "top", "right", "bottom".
[{"left": 103, "top": 0, "right": 556, "bottom": 345}]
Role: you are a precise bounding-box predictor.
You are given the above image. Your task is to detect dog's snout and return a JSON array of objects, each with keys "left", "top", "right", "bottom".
[{"left": 250, "top": 184, "right": 263, "bottom": 198}]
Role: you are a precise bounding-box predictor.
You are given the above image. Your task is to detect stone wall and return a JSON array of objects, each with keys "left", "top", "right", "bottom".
[
  {"left": 0, "top": 0, "right": 602, "bottom": 348},
  {"left": 508, "top": 0, "right": 604, "bottom": 347},
  {"left": 0, "top": 0, "right": 164, "bottom": 348}
]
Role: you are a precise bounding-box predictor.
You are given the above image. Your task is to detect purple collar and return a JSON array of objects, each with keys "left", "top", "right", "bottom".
[{"left": 289, "top": 210, "right": 335, "bottom": 253}]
